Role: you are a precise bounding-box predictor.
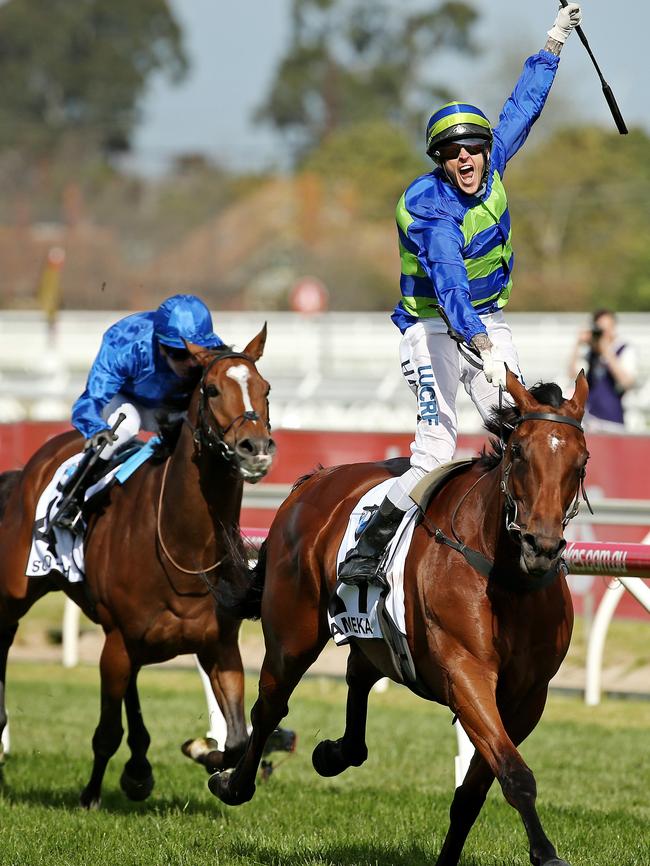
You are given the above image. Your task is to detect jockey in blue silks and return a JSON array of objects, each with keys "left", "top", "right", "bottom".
[
  {"left": 54, "top": 294, "right": 223, "bottom": 528},
  {"left": 339, "top": 4, "right": 583, "bottom": 585}
]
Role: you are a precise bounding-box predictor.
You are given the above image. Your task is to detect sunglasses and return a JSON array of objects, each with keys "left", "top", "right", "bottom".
[
  {"left": 438, "top": 142, "right": 486, "bottom": 161},
  {"left": 163, "top": 345, "right": 191, "bottom": 361}
]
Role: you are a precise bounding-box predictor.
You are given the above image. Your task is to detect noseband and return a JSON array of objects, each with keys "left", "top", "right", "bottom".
[{"left": 189, "top": 351, "right": 270, "bottom": 463}]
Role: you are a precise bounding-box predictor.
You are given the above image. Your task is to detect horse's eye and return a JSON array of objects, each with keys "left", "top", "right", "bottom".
[
  {"left": 510, "top": 443, "right": 522, "bottom": 460},
  {"left": 205, "top": 383, "right": 219, "bottom": 398}
]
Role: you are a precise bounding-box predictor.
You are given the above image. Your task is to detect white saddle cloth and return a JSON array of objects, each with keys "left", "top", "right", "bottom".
[{"left": 329, "top": 478, "right": 419, "bottom": 646}]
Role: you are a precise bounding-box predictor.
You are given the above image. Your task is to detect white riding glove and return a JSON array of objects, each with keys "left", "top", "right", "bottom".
[
  {"left": 548, "top": 3, "right": 582, "bottom": 43},
  {"left": 479, "top": 349, "right": 508, "bottom": 390}
]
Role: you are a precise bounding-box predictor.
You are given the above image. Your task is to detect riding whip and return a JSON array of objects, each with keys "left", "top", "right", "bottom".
[
  {"left": 559, "top": 0, "right": 627, "bottom": 134},
  {"left": 47, "top": 412, "right": 126, "bottom": 530}
]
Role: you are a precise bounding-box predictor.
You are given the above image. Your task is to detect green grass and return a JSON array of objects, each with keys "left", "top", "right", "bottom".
[{"left": 0, "top": 663, "right": 649, "bottom": 866}]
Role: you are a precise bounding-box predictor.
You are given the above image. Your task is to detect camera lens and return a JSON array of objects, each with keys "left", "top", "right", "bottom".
[{"left": 591, "top": 327, "right": 603, "bottom": 338}]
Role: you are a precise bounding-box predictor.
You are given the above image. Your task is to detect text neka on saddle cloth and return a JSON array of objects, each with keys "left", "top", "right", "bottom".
[{"left": 329, "top": 478, "right": 419, "bottom": 645}]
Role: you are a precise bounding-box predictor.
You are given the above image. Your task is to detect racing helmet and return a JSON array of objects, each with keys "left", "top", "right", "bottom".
[
  {"left": 426, "top": 102, "right": 493, "bottom": 163},
  {"left": 153, "top": 294, "right": 223, "bottom": 349}
]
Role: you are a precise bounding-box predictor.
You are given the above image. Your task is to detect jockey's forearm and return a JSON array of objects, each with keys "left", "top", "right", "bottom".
[{"left": 544, "top": 37, "right": 564, "bottom": 57}]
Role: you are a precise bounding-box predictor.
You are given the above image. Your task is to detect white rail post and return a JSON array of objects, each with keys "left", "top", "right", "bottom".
[
  {"left": 62, "top": 597, "right": 80, "bottom": 668},
  {"left": 194, "top": 655, "right": 228, "bottom": 750},
  {"left": 454, "top": 719, "right": 474, "bottom": 787},
  {"left": 1, "top": 716, "right": 9, "bottom": 755},
  {"left": 584, "top": 580, "right": 626, "bottom": 706}
]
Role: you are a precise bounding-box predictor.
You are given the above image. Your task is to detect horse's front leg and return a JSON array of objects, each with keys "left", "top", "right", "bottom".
[
  {"left": 80, "top": 629, "right": 131, "bottom": 810},
  {"left": 119, "top": 668, "right": 154, "bottom": 801},
  {"left": 208, "top": 596, "right": 328, "bottom": 807},
  {"left": 183, "top": 641, "right": 248, "bottom": 773},
  {"left": 312, "top": 642, "right": 382, "bottom": 777},
  {"left": 439, "top": 657, "right": 569, "bottom": 866}
]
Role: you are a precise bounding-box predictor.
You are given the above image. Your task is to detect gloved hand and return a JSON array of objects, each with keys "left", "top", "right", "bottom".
[
  {"left": 479, "top": 348, "right": 508, "bottom": 390},
  {"left": 548, "top": 3, "right": 582, "bottom": 43},
  {"left": 84, "top": 428, "right": 117, "bottom": 452}
]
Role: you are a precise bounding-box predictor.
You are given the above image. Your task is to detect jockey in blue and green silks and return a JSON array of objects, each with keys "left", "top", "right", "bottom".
[{"left": 340, "top": 3, "right": 584, "bottom": 585}]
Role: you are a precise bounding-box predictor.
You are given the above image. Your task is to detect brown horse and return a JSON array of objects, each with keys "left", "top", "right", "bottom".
[
  {"left": 209, "top": 371, "right": 589, "bottom": 866},
  {"left": 0, "top": 326, "right": 275, "bottom": 808}
]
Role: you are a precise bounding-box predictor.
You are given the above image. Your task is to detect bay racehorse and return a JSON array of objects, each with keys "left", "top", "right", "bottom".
[
  {"left": 209, "top": 371, "right": 589, "bottom": 866},
  {"left": 0, "top": 326, "right": 275, "bottom": 808}
]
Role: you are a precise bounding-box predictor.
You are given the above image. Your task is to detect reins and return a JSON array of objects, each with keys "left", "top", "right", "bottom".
[
  {"left": 155, "top": 349, "right": 268, "bottom": 578},
  {"left": 156, "top": 457, "right": 225, "bottom": 575}
]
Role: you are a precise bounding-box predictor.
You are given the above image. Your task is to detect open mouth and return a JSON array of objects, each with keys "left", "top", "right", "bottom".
[{"left": 458, "top": 163, "right": 476, "bottom": 185}]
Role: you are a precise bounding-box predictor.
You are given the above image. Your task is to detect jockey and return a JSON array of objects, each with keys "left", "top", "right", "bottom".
[
  {"left": 53, "top": 294, "right": 223, "bottom": 529},
  {"left": 339, "top": 3, "right": 583, "bottom": 584}
]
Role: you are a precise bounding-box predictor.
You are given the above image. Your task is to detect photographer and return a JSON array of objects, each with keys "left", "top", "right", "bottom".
[{"left": 570, "top": 309, "right": 637, "bottom": 431}]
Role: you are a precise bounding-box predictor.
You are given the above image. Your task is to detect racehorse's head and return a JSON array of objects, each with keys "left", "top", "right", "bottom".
[
  {"left": 186, "top": 324, "right": 276, "bottom": 483},
  {"left": 503, "top": 370, "right": 589, "bottom": 577}
]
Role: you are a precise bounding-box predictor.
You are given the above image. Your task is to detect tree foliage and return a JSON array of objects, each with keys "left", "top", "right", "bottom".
[
  {"left": 257, "top": 0, "right": 480, "bottom": 161},
  {"left": 0, "top": 0, "right": 187, "bottom": 156},
  {"left": 506, "top": 126, "right": 650, "bottom": 311}
]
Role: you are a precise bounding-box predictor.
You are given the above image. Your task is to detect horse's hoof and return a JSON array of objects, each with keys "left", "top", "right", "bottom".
[
  {"left": 120, "top": 768, "right": 154, "bottom": 801},
  {"left": 207, "top": 768, "right": 255, "bottom": 806},
  {"left": 181, "top": 737, "right": 219, "bottom": 764},
  {"left": 312, "top": 739, "right": 367, "bottom": 777},
  {"left": 79, "top": 787, "right": 101, "bottom": 810}
]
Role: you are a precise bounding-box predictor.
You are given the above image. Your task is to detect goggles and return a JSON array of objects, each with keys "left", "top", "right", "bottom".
[{"left": 437, "top": 141, "right": 486, "bottom": 161}]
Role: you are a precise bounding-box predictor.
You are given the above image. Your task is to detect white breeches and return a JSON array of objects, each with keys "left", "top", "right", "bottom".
[
  {"left": 98, "top": 395, "right": 161, "bottom": 460},
  {"left": 386, "top": 312, "right": 522, "bottom": 509}
]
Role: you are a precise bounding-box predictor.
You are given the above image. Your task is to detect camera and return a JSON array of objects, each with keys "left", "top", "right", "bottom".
[{"left": 591, "top": 326, "right": 603, "bottom": 340}]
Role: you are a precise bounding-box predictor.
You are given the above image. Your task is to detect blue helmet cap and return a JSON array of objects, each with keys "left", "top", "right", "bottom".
[{"left": 153, "top": 294, "right": 223, "bottom": 349}]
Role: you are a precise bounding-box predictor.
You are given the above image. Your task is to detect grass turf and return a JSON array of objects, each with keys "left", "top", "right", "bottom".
[{"left": 0, "top": 662, "right": 648, "bottom": 866}]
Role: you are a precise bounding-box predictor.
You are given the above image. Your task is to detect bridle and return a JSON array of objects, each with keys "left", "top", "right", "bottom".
[
  {"left": 188, "top": 350, "right": 271, "bottom": 463},
  {"left": 157, "top": 349, "right": 270, "bottom": 577},
  {"left": 429, "top": 404, "right": 592, "bottom": 587},
  {"left": 499, "top": 411, "right": 592, "bottom": 544}
]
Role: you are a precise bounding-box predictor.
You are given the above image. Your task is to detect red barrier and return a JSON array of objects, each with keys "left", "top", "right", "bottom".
[{"left": 565, "top": 541, "right": 650, "bottom": 579}]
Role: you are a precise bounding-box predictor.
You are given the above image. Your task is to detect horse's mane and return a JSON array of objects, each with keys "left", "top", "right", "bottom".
[
  {"left": 291, "top": 465, "right": 324, "bottom": 492},
  {"left": 478, "top": 382, "right": 566, "bottom": 470},
  {"left": 151, "top": 344, "right": 234, "bottom": 460}
]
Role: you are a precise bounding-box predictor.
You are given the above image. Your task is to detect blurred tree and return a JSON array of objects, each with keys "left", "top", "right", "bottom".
[
  {"left": 302, "top": 119, "right": 427, "bottom": 221},
  {"left": 507, "top": 127, "right": 650, "bottom": 311},
  {"left": 257, "top": 0, "right": 479, "bottom": 162},
  {"left": 0, "top": 0, "right": 187, "bottom": 157}
]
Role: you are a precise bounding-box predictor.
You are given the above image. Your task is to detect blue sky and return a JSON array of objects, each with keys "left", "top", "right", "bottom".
[{"left": 132, "top": 1, "right": 648, "bottom": 175}]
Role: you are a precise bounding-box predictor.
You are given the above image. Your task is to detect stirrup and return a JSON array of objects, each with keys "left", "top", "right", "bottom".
[{"left": 51, "top": 501, "right": 84, "bottom": 531}]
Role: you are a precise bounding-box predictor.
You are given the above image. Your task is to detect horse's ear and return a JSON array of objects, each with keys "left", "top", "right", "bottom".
[
  {"left": 505, "top": 368, "right": 536, "bottom": 414},
  {"left": 565, "top": 370, "right": 589, "bottom": 420},
  {"left": 242, "top": 323, "right": 267, "bottom": 362},
  {"left": 183, "top": 340, "right": 215, "bottom": 367}
]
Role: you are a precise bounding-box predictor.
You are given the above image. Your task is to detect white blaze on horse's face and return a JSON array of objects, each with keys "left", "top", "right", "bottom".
[
  {"left": 548, "top": 434, "right": 565, "bottom": 454},
  {"left": 226, "top": 364, "right": 255, "bottom": 413}
]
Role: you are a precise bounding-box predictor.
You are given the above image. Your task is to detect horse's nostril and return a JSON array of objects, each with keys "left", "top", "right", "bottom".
[
  {"left": 267, "top": 438, "right": 277, "bottom": 456},
  {"left": 236, "top": 439, "right": 255, "bottom": 456}
]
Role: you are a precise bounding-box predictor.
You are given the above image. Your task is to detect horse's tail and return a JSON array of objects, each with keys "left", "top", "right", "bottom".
[
  {"left": 0, "top": 470, "right": 21, "bottom": 522},
  {"left": 217, "top": 537, "right": 267, "bottom": 621}
]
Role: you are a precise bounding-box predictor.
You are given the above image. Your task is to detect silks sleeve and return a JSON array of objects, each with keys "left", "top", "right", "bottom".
[
  {"left": 491, "top": 50, "right": 560, "bottom": 173},
  {"left": 410, "top": 215, "right": 487, "bottom": 344},
  {"left": 71, "top": 336, "right": 137, "bottom": 439}
]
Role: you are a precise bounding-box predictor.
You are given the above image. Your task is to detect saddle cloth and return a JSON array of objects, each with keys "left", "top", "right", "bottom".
[
  {"left": 328, "top": 478, "right": 419, "bottom": 646},
  {"left": 25, "top": 438, "right": 159, "bottom": 583}
]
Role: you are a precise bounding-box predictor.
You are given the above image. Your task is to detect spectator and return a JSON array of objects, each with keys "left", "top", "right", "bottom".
[{"left": 570, "top": 309, "right": 637, "bottom": 431}]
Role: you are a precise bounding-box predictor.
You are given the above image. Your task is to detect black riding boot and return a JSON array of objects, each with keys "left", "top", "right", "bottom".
[
  {"left": 338, "top": 497, "right": 406, "bottom": 586},
  {"left": 51, "top": 458, "right": 106, "bottom": 531}
]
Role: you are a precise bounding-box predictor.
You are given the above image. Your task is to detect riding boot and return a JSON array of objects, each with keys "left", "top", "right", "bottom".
[
  {"left": 51, "top": 457, "right": 106, "bottom": 531},
  {"left": 338, "top": 497, "right": 406, "bottom": 586}
]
